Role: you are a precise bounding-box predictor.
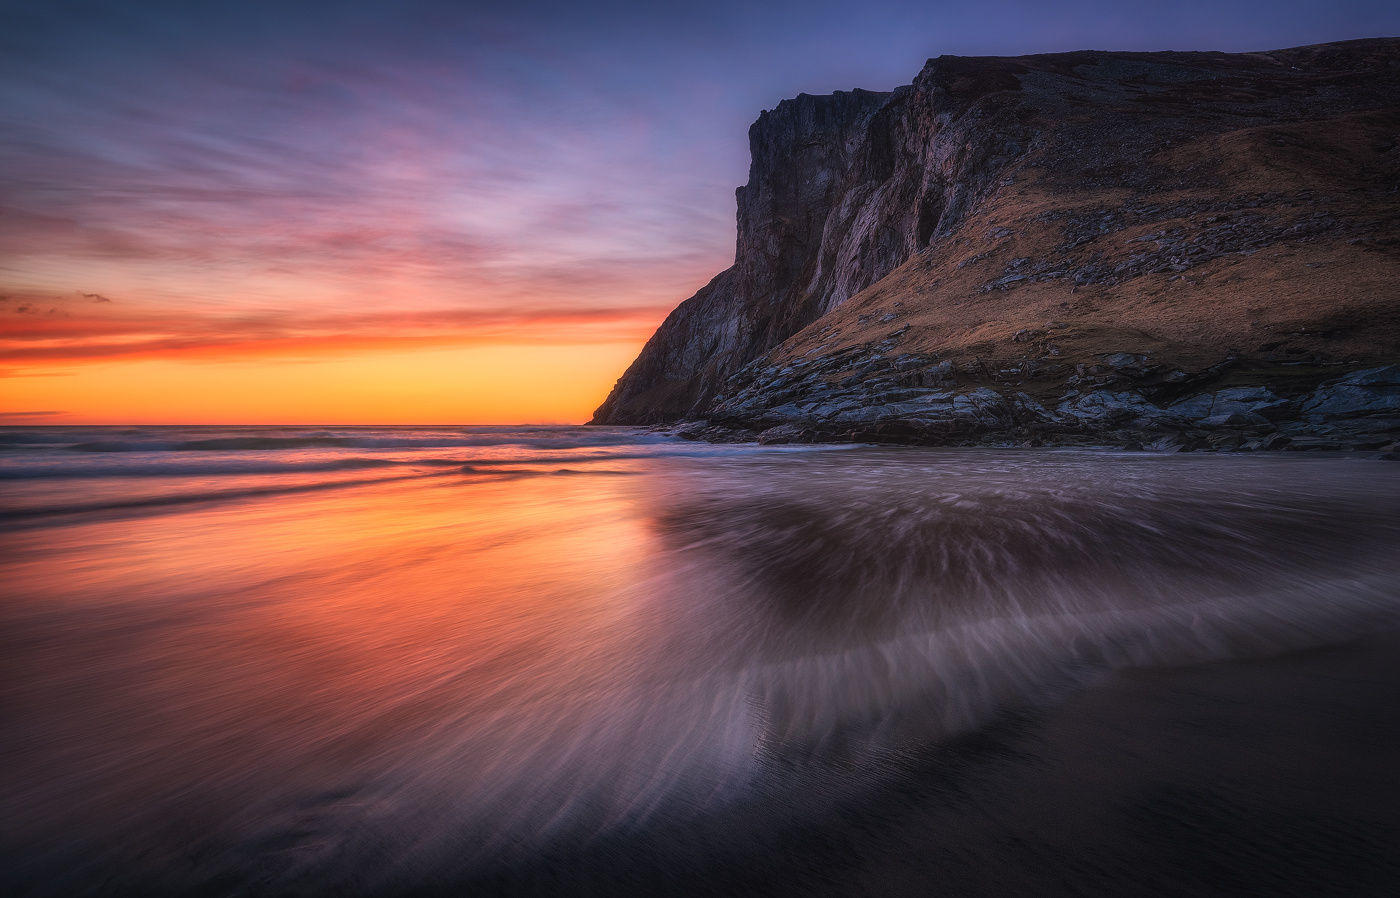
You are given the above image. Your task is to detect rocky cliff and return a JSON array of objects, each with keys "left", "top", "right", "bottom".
[
  {"left": 592, "top": 39, "right": 1400, "bottom": 452},
  {"left": 591, "top": 88, "right": 894, "bottom": 424}
]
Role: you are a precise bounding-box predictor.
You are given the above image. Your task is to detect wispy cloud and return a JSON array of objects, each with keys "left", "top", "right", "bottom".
[
  {"left": 0, "top": 297, "right": 672, "bottom": 364},
  {"left": 9, "top": 0, "right": 1373, "bottom": 420},
  {"left": 0, "top": 2, "right": 742, "bottom": 381}
]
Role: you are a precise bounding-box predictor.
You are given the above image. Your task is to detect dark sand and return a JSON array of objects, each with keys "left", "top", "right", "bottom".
[
  {"left": 5, "top": 443, "right": 1398, "bottom": 896},
  {"left": 840, "top": 633, "right": 1400, "bottom": 897},
  {"left": 471, "top": 633, "right": 1400, "bottom": 896}
]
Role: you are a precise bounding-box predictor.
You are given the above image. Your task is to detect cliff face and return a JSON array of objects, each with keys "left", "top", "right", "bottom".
[
  {"left": 593, "top": 71, "right": 1036, "bottom": 425},
  {"left": 592, "top": 39, "right": 1400, "bottom": 451},
  {"left": 591, "top": 88, "right": 895, "bottom": 424}
]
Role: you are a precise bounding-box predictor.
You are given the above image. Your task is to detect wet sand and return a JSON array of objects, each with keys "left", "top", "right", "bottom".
[
  {"left": 844, "top": 632, "right": 1400, "bottom": 897},
  {"left": 13, "top": 633, "right": 1395, "bottom": 896},
  {"left": 470, "top": 633, "right": 1400, "bottom": 896},
  {"left": 4, "top": 433, "right": 1398, "bottom": 895}
]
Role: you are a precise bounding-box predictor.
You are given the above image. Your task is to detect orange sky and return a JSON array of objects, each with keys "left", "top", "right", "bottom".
[
  {"left": 0, "top": 238, "right": 711, "bottom": 423},
  {"left": 7, "top": 1, "right": 1390, "bottom": 425},
  {"left": 0, "top": 205, "right": 715, "bottom": 423},
  {"left": 1, "top": 340, "right": 650, "bottom": 425},
  {"left": 0, "top": 5, "right": 737, "bottom": 425},
  {"left": 0, "top": 294, "right": 671, "bottom": 423},
  {"left": 0, "top": 148, "right": 720, "bottom": 424}
]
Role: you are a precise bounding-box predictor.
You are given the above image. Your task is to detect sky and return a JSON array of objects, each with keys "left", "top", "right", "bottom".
[{"left": 2, "top": 0, "right": 1396, "bottom": 424}]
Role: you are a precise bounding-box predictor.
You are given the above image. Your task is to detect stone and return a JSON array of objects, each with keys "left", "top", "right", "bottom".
[
  {"left": 590, "top": 41, "right": 1400, "bottom": 452},
  {"left": 1166, "top": 387, "right": 1283, "bottom": 422},
  {"left": 1165, "top": 394, "right": 1215, "bottom": 420},
  {"left": 1248, "top": 433, "right": 1293, "bottom": 451},
  {"left": 1057, "top": 390, "right": 1162, "bottom": 425},
  {"left": 1104, "top": 352, "right": 1148, "bottom": 369},
  {"left": 1339, "top": 365, "right": 1400, "bottom": 387},
  {"left": 1199, "top": 411, "right": 1271, "bottom": 428},
  {"left": 1143, "top": 435, "right": 1183, "bottom": 452},
  {"left": 757, "top": 424, "right": 813, "bottom": 444},
  {"left": 1300, "top": 383, "right": 1400, "bottom": 419}
]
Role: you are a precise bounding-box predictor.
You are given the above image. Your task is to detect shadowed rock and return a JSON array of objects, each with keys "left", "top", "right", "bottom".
[{"left": 592, "top": 39, "right": 1400, "bottom": 451}]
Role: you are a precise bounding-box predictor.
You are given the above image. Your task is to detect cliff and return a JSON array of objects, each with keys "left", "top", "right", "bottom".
[
  {"left": 591, "top": 88, "right": 894, "bottom": 424},
  {"left": 592, "top": 39, "right": 1400, "bottom": 452}
]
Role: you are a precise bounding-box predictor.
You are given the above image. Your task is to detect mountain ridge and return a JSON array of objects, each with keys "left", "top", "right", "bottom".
[{"left": 591, "top": 38, "right": 1400, "bottom": 452}]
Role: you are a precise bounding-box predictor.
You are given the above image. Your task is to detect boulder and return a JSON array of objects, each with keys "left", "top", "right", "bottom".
[
  {"left": 1104, "top": 352, "right": 1148, "bottom": 370},
  {"left": 1167, "top": 387, "right": 1283, "bottom": 422},
  {"left": 1300, "top": 381, "right": 1400, "bottom": 419},
  {"left": 1199, "top": 411, "right": 1271, "bottom": 428},
  {"left": 1057, "top": 390, "right": 1163, "bottom": 425},
  {"left": 1340, "top": 365, "right": 1400, "bottom": 387},
  {"left": 757, "top": 424, "right": 814, "bottom": 444}
]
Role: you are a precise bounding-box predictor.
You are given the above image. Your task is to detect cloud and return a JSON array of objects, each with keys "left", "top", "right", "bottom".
[
  {"left": 0, "top": 367, "right": 75, "bottom": 378},
  {"left": 0, "top": 1, "right": 757, "bottom": 384},
  {"left": 0, "top": 410, "right": 68, "bottom": 418},
  {"left": 0, "top": 2, "right": 739, "bottom": 355},
  {"left": 0, "top": 301, "right": 674, "bottom": 363}
]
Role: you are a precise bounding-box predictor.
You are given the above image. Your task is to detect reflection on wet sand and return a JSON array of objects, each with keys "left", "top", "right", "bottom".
[{"left": 3, "top": 437, "right": 1399, "bottom": 894}]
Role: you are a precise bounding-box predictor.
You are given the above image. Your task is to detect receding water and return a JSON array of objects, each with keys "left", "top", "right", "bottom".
[{"left": 2, "top": 426, "right": 1398, "bottom": 894}]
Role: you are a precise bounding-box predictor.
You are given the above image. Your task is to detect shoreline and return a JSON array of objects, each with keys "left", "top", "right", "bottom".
[
  {"left": 660, "top": 417, "right": 1400, "bottom": 457},
  {"left": 5, "top": 434, "right": 1398, "bottom": 896}
]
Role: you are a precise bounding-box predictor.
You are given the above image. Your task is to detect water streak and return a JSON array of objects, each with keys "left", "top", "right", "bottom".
[{"left": 1, "top": 427, "right": 1397, "bottom": 894}]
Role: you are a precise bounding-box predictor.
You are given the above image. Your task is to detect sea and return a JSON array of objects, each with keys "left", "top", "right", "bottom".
[{"left": 3, "top": 425, "right": 1399, "bottom": 895}]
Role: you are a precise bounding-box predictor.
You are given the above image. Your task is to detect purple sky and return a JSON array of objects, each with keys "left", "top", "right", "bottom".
[{"left": 1, "top": 0, "right": 1396, "bottom": 420}]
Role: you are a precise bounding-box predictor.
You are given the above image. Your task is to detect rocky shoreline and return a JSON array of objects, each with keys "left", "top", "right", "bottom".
[{"left": 666, "top": 358, "right": 1400, "bottom": 456}]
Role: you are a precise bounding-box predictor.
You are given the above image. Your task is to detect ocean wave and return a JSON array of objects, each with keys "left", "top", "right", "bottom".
[
  {"left": 0, "top": 457, "right": 406, "bottom": 479},
  {"left": 0, "top": 471, "right": 444, "bottom": 522},
  {"left": 4, "top": 444, "right": 844, "bottom": 482},
  {"left": 67, "top": 436, "right": 349, "bottom": 452},
  {"left": 2, "top": 426, "right": 875, "bottom": 465},
  {"left": 56, "top": 428, "right": 676, "bottom": 453},
  {"left": 0, "top": 462, "right": 644, "bottom": 520}
]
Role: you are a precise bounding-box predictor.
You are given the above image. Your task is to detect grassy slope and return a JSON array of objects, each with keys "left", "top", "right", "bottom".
[{"left": 767, "top": 106, "right": 1400, "bottom": 405}]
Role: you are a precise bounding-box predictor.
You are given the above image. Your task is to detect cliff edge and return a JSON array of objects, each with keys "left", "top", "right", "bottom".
[{"left": 592, "top": 39, "right": 1400, "bottom": 452}]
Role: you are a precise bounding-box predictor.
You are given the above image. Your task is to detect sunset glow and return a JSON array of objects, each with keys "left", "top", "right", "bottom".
[
  {"left": 2, "top": 0, "right": 1382, "bottom": 423},
  {"left": 0, "top": 2, "right": 747, "bottom": 423},
  {"left": 0, "top": 294, "right": 668, "bottom": 422},
  {"left": 1, "top": 342, "right": 650, "bottom": 424},
  {"left": 6, "top": 1, "right": 1400, "bottom": 895}
]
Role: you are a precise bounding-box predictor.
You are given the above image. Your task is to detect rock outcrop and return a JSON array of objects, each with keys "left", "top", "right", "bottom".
[
  {"left": 592, "top": 39, "right": 1400, "bottom": 452},
  {"left": 591, "top": 89, "right": 893, "bottom": 424}
]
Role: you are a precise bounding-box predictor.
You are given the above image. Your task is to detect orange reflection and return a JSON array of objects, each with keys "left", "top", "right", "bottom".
[{"left": 2, "top": 466, "right": 660, "bottom": 861}]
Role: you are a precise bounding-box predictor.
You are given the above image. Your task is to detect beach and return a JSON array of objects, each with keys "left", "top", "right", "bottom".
[{"left": 2, "top": 427, "right": 1398, "bottom": 895}]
